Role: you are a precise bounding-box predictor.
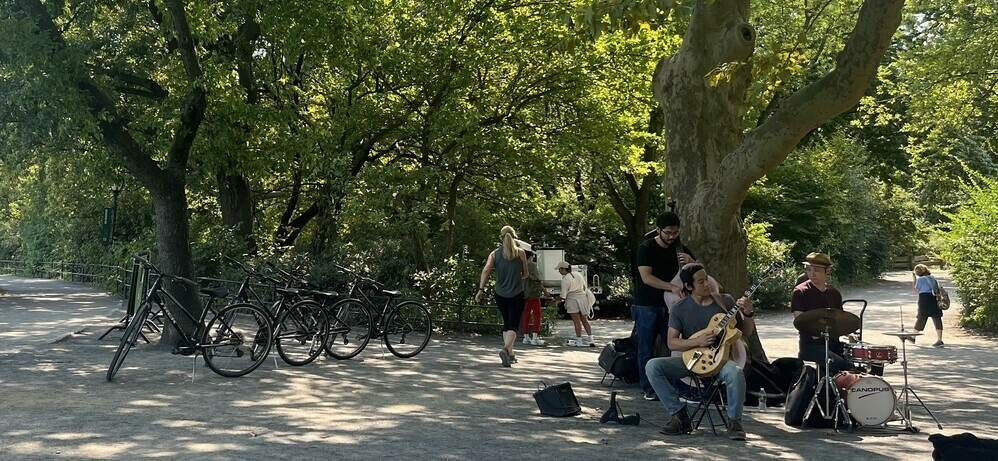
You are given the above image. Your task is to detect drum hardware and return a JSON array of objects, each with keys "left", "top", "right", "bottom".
[
  {"left": 843, "top": 299, "right": 868, "bottom": 340},
  {"left": 795, "top": 308, "right": 861, "bottom": 431},
  {"left": 884, "top": 328, "right": 943, "bottom": 433}
]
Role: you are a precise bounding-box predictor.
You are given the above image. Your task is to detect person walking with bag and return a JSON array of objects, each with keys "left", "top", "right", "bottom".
[
  {"left": 475, "top": 226, "right": 529, "bottom": 367},
  {"left": 553, "top": 261, "right": 596, "bottom": 347},
  {"left": 912, "top": 264, "right": 944, "bottom": 347}
]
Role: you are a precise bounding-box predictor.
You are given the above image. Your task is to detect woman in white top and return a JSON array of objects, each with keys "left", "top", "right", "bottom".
[{"left": 553, "top": 261, "right": 596, "bottom": 347}]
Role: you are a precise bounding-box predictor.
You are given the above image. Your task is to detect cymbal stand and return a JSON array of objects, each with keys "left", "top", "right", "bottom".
[
  {"left": 803, "top": 323, "right": 852, "bottom": 431},
  {"left": 892, "top": 332, "right": 943, "bottom": 432}
]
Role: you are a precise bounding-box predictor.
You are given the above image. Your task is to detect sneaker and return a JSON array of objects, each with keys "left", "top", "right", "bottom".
[
  {"left": 932, "top": 340, "right": 944, "bottom": 347},
  {"left": 567, "top": 339, "right": 585, "bottom": 347},
  {"left": 530, "top": 338, "right": 546, "bottom": 346},
  {"left": 523, "top": 336, "right": 531, "bottom": 345},
  {"left": 509, "top": 354, "right": 518, "bottom": 364},
  {"left": 727, "top": 419, "right": 746, "bottom": 440},
  {"left": 643, "top": 392, "right": 660, "bottom": 401},
  {"left": 659, "top": 408, "right": 692, "bottom": 435},
  {"left": 499, "top": 349, "right": 511, "bottom": 367}
]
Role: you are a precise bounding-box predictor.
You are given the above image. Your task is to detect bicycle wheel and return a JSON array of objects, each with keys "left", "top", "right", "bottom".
[
  {"left": 201, "top": 302, "right": 273, "bottom": 377},
  {"left": 275, "top": 299, "right": 329, "bottom": 366},
  {"left": 107, "top": 302, "right": 151, "bottom": 382},
  {"left": 323, "top": 298, "right": 373, "bottom": 360},
  {"left": 383, "top": 301, "right": 432, "bottom": 358}
]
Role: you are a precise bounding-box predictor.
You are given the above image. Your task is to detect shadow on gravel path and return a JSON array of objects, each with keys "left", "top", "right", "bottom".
[{"left": 0, "top": 272, "right": 994, "bottom": 460}]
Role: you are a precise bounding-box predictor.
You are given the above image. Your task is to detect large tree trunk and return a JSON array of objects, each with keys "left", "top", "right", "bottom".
[
  {"left": 16, "top": 0, "right": 207, "bottom": 347},
  {"left": 653, "top": 0, "right": 904, "bottom": 363},
  {"left": 215, "top": 18, "right": 261, "bottom": 250},
  {"left": 218, "top": 172, "right": 254, "bottom": 241}
]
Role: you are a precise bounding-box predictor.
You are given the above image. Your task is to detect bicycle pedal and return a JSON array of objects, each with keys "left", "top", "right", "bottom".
[{"left": 173, "top": 346, "right": 196, "bottom": 356}]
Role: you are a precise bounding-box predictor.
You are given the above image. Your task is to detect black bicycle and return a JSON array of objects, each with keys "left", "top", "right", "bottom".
[
  {"left": 327, "top": 264, "right": 432, "bottom": 359},
  {"left": 224, "top": 256, "right": 330, "bottom": 366},
  {"left": 264, "top": 261, "right": 374, "bottom": 361},
  {"left": 107, "top": 256, "right": 274, "bottom": 381}
]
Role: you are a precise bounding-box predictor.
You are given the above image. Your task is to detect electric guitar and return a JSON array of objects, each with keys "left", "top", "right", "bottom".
[{"left": 682, "top": 262, "right": 783, "bottom": 377}]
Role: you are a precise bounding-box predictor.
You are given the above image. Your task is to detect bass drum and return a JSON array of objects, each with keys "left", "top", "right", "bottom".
[{"left": 843, "top": 375, "right": 896, "bottom": 426}]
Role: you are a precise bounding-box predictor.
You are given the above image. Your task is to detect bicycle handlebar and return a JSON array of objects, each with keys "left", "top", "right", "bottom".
[
  {"left": 334, "top": 263, "right": 383, "bottom": 290},
  {"left": 132, "top": 255, "right": 197, "bottom": 287},
  {"left": 220, "top": 254, "right": 283, "bottom": 286}
]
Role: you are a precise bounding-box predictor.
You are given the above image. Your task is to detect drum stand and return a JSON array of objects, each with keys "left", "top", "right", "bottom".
[
  {"left": 803, "top": 325, "right": 852, "bottom": 432},
  {"left": 890, "top": 333, "right": 943, "bottom": 433}
]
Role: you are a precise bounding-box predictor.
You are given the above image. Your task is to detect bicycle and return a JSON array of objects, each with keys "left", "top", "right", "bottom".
[
  {"left": 264, "top": 262, "right": 374, "bottom": 361},
  {"left": 328, "top": 264, "right": 432, "bottom": 358},
  {"left": 223, "top": 256, "right": 330, "bottom": 366},
  {"left": 107, "top": 256, "right": 274, "bottom": 381}
]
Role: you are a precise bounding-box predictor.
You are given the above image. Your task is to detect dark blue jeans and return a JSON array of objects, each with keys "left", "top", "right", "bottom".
[{"left": 631, "top": 304, "right": 670, "bottom": 395}]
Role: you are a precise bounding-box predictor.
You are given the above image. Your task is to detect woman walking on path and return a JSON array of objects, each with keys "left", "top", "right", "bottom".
[
  {"left": 475, "top": 226, "right": 529, "bottom": 367},
  {"left": 912, "top": 264, "right": 944, "bottom": 347}
]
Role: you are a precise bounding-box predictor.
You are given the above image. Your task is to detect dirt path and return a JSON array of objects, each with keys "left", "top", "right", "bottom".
[{"left": 0, "top": 272, "right": 994, "bottom": 460}]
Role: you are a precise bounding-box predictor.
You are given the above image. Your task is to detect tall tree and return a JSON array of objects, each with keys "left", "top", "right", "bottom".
[
  {"left": 577, "top": 0, "right": 904, "bottom": 361},
  {"left": 10, "top": 0, "right": 208, "bottom": 342}
]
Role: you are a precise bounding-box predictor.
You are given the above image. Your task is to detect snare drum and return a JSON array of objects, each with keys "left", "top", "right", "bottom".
[
  {"left": 844, "top": 342, "right": 898, "bottom": 365},
  {"left": 842, "top": 375, "right": 896, "bottom": 426}
]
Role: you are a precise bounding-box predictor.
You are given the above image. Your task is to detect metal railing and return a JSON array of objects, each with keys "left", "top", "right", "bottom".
[
  {"left": 0, "top": 258, "right": 551, "bottom": 333},
  {"left": 0, "top": 259, "right": 128, "bottom": 296}
]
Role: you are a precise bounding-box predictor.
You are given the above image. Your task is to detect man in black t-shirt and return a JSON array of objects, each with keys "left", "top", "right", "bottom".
[{"left": 631, "top": 212, "right": 697, "bottom": 401}]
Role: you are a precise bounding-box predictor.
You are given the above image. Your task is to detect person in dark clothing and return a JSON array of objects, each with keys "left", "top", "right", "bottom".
[
  {"left": 631, "top": 212, "right": 694, "bottom": 401},
  {"left": 791, "top": 252, "right": 849, "bottom": 375},
  {"left": 911, "top": 263, "right": 944, "bottom": 347}
]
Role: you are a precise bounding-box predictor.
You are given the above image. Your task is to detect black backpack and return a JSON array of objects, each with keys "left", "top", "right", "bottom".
[
  {"left": 784, "top": 365, "right": 817, "bottom": 427},
  {"left": 745, "top": 357, "right": 804, "bottom": 407},
  {"left": 784, "top": 365, "right": 843, "bottom": 428},
  {"left": 598, "top": 336, "right": 638, "bottom": 386}
]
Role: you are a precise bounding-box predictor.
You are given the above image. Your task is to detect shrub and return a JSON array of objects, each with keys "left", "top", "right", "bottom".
[
  {"left": 939, "top": 176, "right": 998, "bottom": 331},
  {"left": 745, "top": 218, "right": 796, "bottom": 311}
]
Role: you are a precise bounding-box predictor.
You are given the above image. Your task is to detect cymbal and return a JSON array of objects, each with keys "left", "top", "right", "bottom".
[
  {"left": 793, "top": 308, "right": 861, "bottom": 337},
  {"left": 884, "top": 331, "right": 923, "bottom": 337}
]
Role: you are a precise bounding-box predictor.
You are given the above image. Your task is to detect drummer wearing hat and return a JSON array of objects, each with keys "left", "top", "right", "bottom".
[{"left": 791, "top": 252, "right": 850, "bottom": 375}]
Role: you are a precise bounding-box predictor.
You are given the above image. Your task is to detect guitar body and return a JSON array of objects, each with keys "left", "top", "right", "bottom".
[{"left": 682, "top": 313, "right": 743, "bottom": 377}]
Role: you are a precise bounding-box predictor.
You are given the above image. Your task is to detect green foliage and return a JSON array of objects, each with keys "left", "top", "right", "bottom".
[
  {"left": 939, "top": 175, "right": 998, "bottom": 331},
  {"left": 1, "top": 0, "right": 993, "bottom": 340},
  {"left": 744, "top": 218, "right": 795, "bottom": 311},
  {"left": 744, "top": 134, "right": 913, "bottom": 285}
]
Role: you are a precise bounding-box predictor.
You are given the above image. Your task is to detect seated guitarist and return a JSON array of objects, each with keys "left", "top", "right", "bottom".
[{"left": 646, "top": 263, "right": 753, "bottom": 441}]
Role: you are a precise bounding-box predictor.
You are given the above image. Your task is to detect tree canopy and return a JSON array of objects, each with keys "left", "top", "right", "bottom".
[{"left": 2, "top": 0, "right": 997, "bottom": 338}]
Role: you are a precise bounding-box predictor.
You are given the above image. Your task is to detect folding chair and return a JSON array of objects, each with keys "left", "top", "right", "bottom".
[{"left": 688, "top": 375, "right": 728, "bottom": 435}]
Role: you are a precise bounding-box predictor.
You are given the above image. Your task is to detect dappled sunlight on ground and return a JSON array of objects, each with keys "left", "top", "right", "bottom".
[{"left": 0, "top": 272, "right": 994, "bottom": 459}]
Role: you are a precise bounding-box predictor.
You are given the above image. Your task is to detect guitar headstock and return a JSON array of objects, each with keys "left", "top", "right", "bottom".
[{"left": 743, "top": 260, "right": 786, "bottom": 297}]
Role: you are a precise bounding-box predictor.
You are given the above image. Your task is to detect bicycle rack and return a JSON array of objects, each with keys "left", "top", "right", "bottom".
[{"left": 98, "top": 254, "right": 152, "bottom": 343}]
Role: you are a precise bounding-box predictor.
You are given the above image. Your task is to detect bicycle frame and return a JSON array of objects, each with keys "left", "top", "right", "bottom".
[{"left": 140, "top": 271, "right": 221, "bottom": 354}]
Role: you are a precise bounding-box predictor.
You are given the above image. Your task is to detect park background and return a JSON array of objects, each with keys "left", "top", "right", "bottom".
[{"left": 1, "top": 1, "right": 996, "bottom": 354}]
